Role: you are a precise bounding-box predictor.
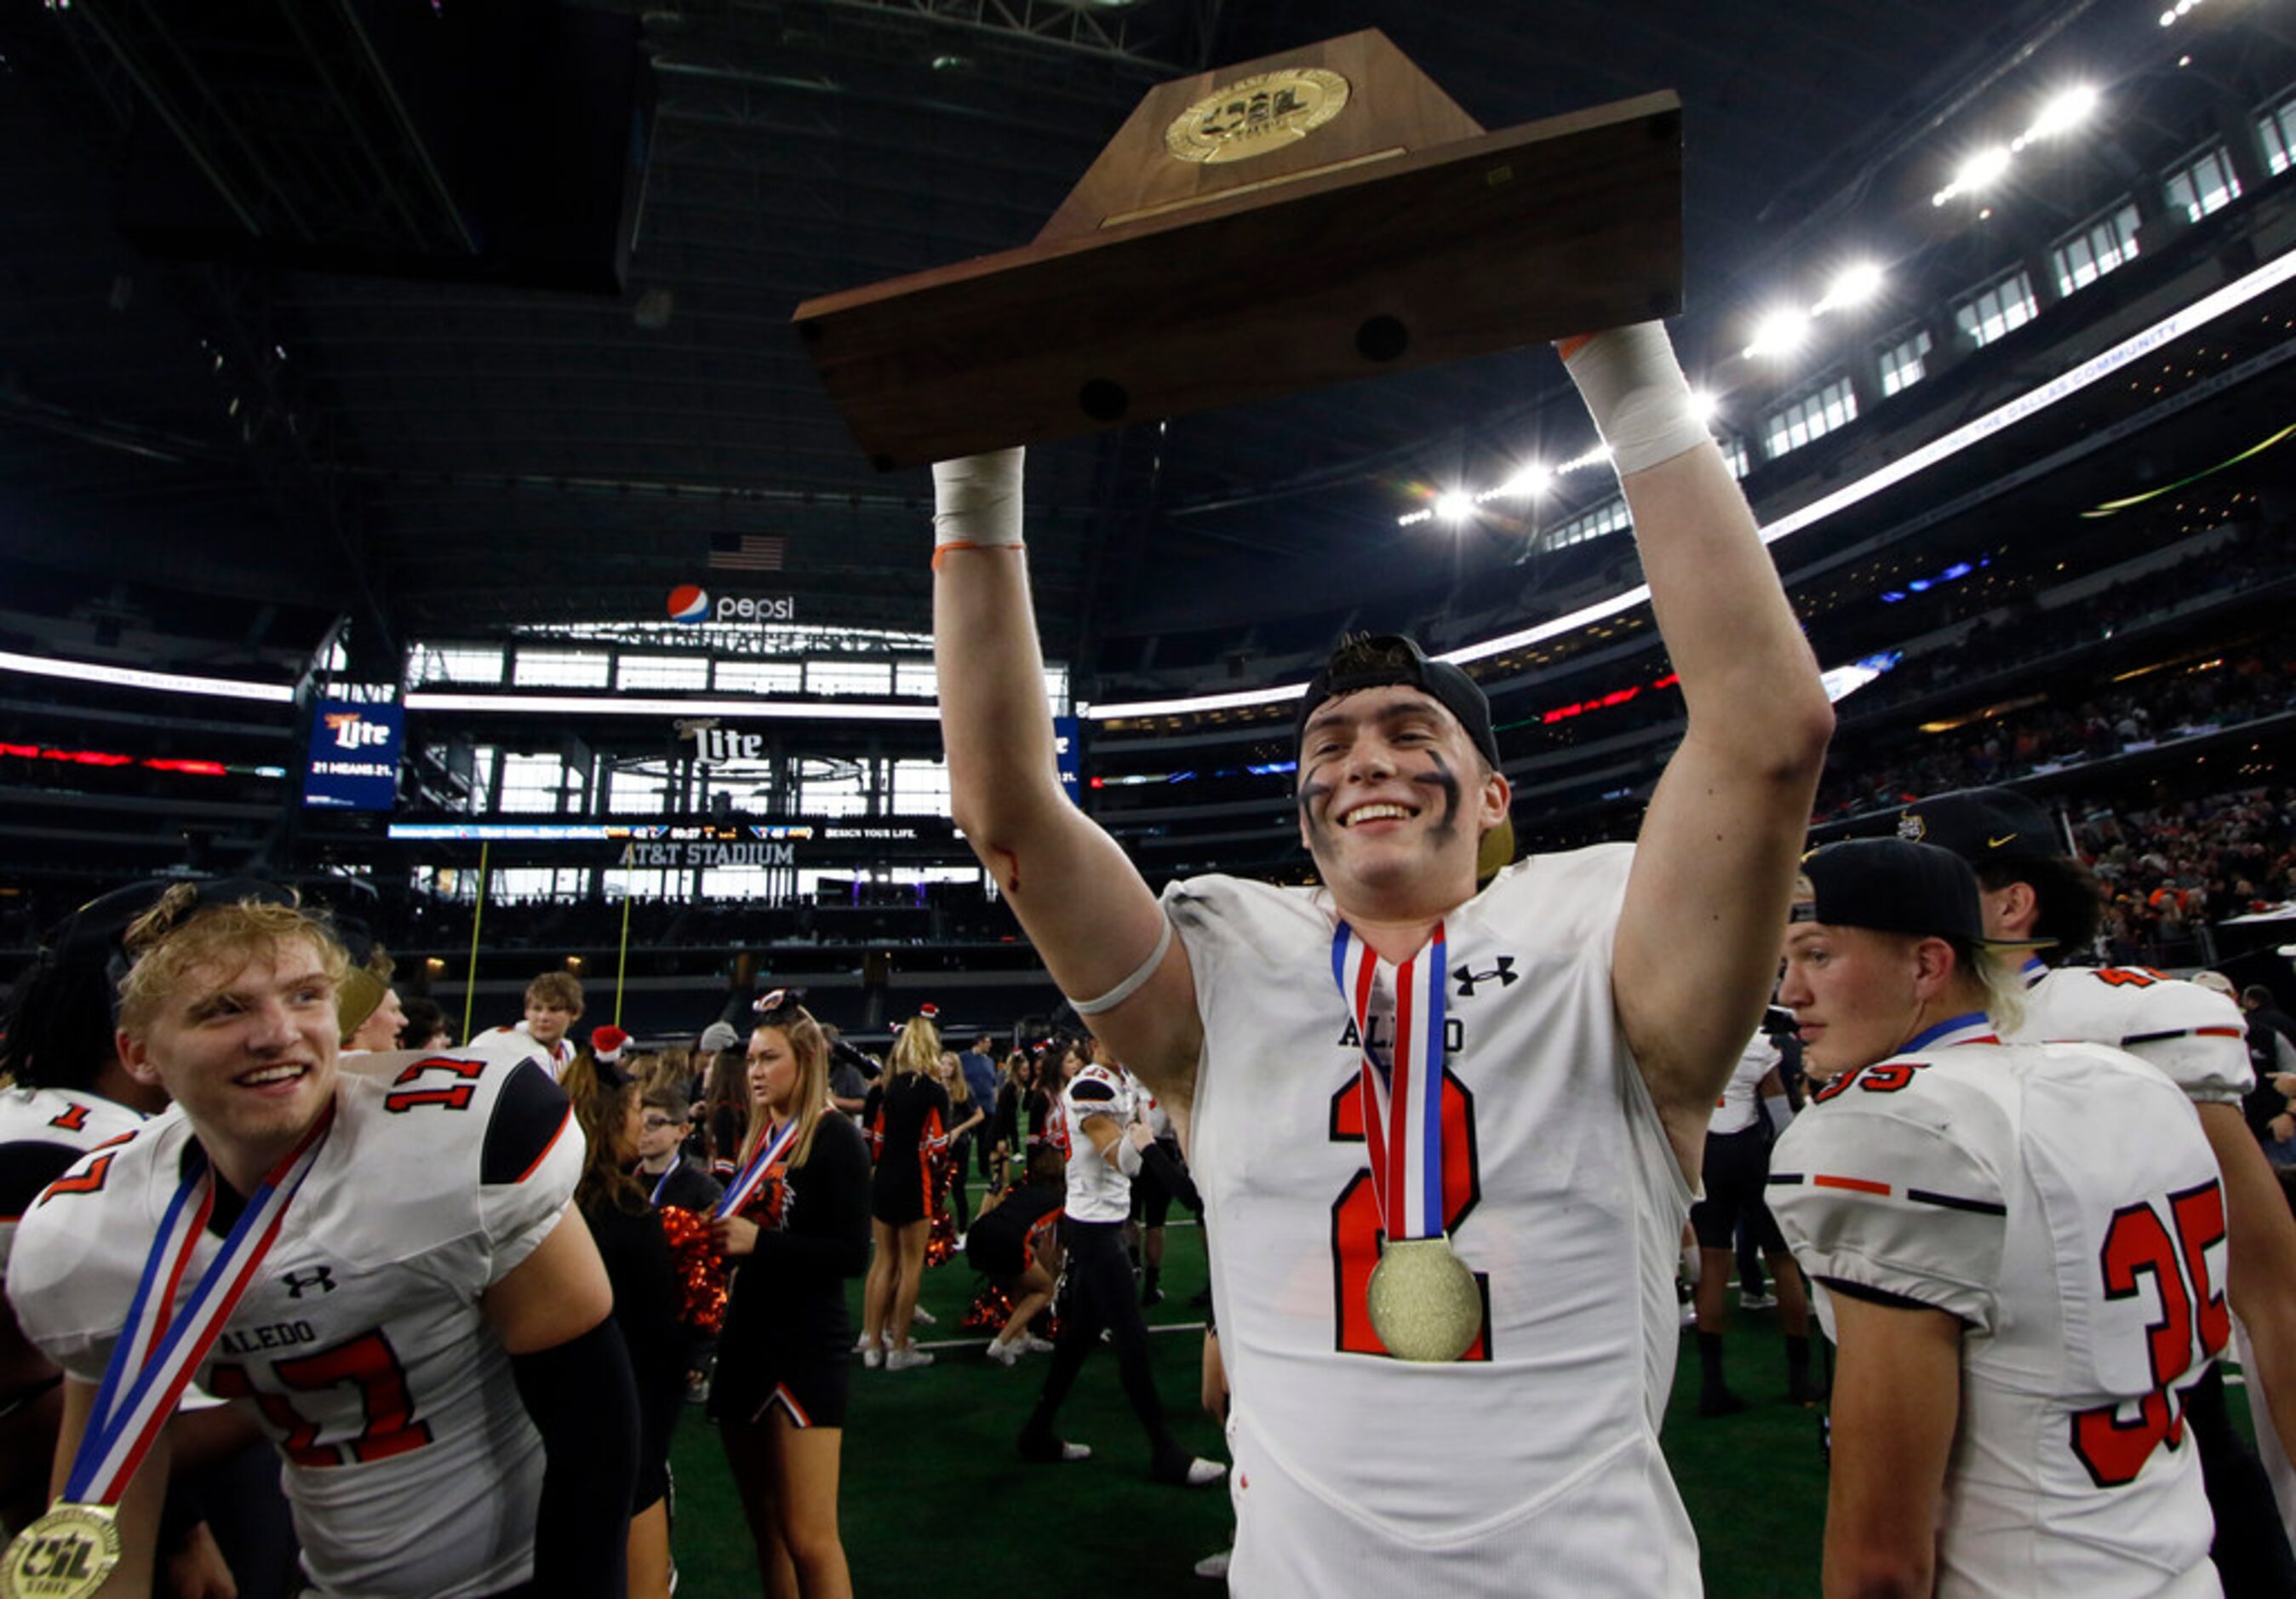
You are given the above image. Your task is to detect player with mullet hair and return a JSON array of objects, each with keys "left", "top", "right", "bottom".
[
  {"left": 930, "top": 319, "right": 1833, "bottom": 1592},
  {"left": 1771, "top": 839, "right": 2224, "bottom": 1598},
  {"left": 7, "top": 886, "right": 638, "bottom": 1598},
  {"left": 1903, "top": 785, "right": 2296, "bottom": 1590}
]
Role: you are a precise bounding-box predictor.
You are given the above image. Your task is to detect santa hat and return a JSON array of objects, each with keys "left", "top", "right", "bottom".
[{"left": 591, "top": 1024, "right": 632, "bottom": 1064}]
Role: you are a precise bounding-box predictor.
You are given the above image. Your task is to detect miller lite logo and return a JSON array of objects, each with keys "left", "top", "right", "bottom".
[
  {"left": 324, "top": 711, "right": 392, "bottom": 752},
  {"left": 677, "top": 719, "right": 765, "bottom": 764}
]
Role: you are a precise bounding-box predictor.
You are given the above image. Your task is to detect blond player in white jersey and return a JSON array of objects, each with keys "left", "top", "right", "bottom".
[
  {"left": 1772, "top": 838, "right": 2224, "bottom": 1598},
  {"left": 929, "top": 319, "right": 1832, "bottom": 1592},
  {"left": 7, "top": 888, "right": 637, "bottom": 1598},
  {"left": 1902, "top": 785, "right": 2296, "bottom": 1586}
]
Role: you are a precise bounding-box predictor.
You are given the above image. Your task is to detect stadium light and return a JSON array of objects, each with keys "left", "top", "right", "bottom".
[
  {"left": 2019, "top": 85, "right": 2099, "bottom": 147},
  {"left": 1932, "top": 146, "right": 2013, "bottom": 206},
  {"left": 1434, "top": 492, "right": 1476, "bottom": 524},
  {"left": 1743, "top": 308, "right": 1812, "bottom": 359},
  {"left": 1814, "top": 262, "right": 1886, "bottom": 314},
  {"left": 1494, "top": 462, "right": 1554, "bottom": 499},
  {"left": 0, "top": 649, "right": 295, "bottom": 703},
  {"left": 1237, "top": 244, "right": 2296, "bottom": 717}
]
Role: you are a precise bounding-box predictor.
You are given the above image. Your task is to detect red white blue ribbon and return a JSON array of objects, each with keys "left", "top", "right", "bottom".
[
  {"left": 65, "top": 1105, "right": 336, "bottom": 1505},
  {"left": 715, "top": 1118, "right": 801, "bottom": 1221},
  {"left": 1331, "top": 921, "right": 1449, "bottom": 1242}
]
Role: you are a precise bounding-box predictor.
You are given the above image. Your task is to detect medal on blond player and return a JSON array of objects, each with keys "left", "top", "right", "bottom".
[
  {"left": 1, "top": 1112, "right": 335, "bottom": 1599},
  {"left": 1333, "top": 921, "right": 1482, "bottom": 1362}
]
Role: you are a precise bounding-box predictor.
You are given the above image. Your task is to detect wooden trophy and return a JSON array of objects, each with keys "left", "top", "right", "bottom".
[{"left": 793, "top": 30, "right": 1680, "bottom": 471}]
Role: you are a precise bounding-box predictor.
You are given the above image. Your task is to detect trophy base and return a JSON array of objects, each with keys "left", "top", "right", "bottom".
[{"left": 793, "top": 32, "right": 1680, "bottom": 472}]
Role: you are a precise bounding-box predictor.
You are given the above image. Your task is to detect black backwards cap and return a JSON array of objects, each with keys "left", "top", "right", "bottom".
[
  {"left": 3, "top": 875, "right": 297, "bottom": 1086},
  {"left": 1295, "top": 633, "right": 1514, "bottom": 881},
  {"left": 1295, "top": 633, "right": 1502, "bottom": 769},
  {"left": 1795, "top": 840, "right": 2045, "bottom": 949},
  {"left": 1896, "top": 786, "right": 2063, "bottom": 864}
]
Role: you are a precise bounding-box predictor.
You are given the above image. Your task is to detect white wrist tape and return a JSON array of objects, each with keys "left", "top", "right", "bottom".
[
  {"left": 931, "top": 449, "right": 1026, "bottom": 548},
  {"left": 1560, "top": 323, "right": 1709, "bottom": 478},
  {"left": 1114, "top": 1133, "right": 1144, "bottom": 1178},
  {"left": 1068, "top": 916, "right": 1172, "bottom": 1017}
]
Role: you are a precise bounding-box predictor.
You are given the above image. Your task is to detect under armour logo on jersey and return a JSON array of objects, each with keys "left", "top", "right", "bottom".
[
  {"left": 1453, "top": 957, "right": 1519, "bottom": 998},
  {"left": 280, "top": 1266, "right": 337, "bottom": 1298}
]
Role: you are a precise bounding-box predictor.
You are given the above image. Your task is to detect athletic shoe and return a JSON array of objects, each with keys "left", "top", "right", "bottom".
[
  {"left": 1154, "top": 1456, "right": 1228, "bottom": 1489},
  {"left": 911, "top": 1306, "right": 937, "bottom": 1327},
  {"left": 954, "top": 1232, "right": 968, "bottom": 1250},
  {"left": 885, "top": 1345, "right": 934, "bottom": 1371},
  {"left": 986, "top": 1338, "right": 1022, "bottom": 1367},
  {"left": 1738, "top": 1290, "right": 1778, "bottom": 1311},
  {"left": 1019, "top": 1433, "right": 1093, "bottom": 1464},
  {"left": 1016, "top": 1334, "right": 1056, "bottom": 1355},
  {"left": 854, "top": 1333, "right": 879, "bottom": 1354},
  {"left": 1679, "top": 1302, "right": 1698, "bottom": 1329},
  {"left": 862, "top": 1346, "right": 883, "bottom": 1370},
  {"left": 1194, "top": 1551, "right": 1232, "bottom": 1580}
]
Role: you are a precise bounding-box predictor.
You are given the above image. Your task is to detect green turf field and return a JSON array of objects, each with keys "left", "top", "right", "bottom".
[{"left": 663, "top": 1200, "right": 2254, "bottom": 1596}]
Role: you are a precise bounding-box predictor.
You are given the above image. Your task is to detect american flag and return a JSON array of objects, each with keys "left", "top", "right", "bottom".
[{"left": 708, "top": 533, "right": 785, "bottom": 572}]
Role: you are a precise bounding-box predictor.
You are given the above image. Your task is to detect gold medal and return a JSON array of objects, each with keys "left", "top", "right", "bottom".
[
  {"left": 0, "top": 1504, "right": 120, "bottom": 1599},
  {"left": 1366, "top": 1235, "right": 1481, "bottom": 1363}
]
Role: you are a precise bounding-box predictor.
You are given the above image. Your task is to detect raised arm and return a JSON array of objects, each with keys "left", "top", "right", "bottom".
[
  {"left": 930, "top": 450, "right": 1202, "bottom": 1107},
  {"left": 1566, "top": 328, "right": 1833, "bottom": 1168}
]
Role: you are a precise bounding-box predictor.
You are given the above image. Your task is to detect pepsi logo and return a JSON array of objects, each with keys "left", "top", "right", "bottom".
[{"left": 667, "top": 585, "right": 710, "bottom": 623}]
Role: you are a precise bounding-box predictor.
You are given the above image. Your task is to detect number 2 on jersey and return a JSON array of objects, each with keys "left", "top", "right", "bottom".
[
  {"left": 2070, "top": 1181, "right": 2229, "bottom": 1487},
  {"left": 1328, "top": 1072, "right": 1490, "bottom": 1360}
]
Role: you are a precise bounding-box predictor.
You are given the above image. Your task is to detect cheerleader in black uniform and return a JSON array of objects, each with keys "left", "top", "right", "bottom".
[
  {"left": 933, "top": 1049, "right": 986, "bottom": 1238},
  {"left": 857, "top": 1016, "right": 951, "bottom": 1370},
  {"left": 562, "top": 1056, "right": 682, "bottom": 1599},
  {"left": 711, "top": 994, "right": 871, "bottom": 1599}
]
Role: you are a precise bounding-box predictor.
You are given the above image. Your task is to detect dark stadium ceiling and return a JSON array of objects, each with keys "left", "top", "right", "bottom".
[{"left": 1, "top": 0, "right": 2290, "bottom": 679}]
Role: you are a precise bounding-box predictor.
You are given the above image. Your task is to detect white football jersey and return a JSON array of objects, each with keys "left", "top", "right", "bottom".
[
  {"left": 1169, "top": 845, "right": 1699, "bottom": 1596},
  {"left": 1771, "top": 1033, "right": 2222, "bottom": 1598},
  {"left": 1710, "top": 1031, "right": 1780, "bottom": 1136},
  {"left": 0, "top": 1086, "right": 145, "bottom": 1281},
  {"left": 2013, "top": 962, "right": 2290, "bottom": 1540},
  {"left": 2009, "top": 960, "right": 2253, "bottom": 1104},
  {"left": 10, "top": 1046, "right": 581, "bottom": 1599},
  {"left": 1128, "top": 1068, "right": 1174, "bottom": 1142},
  {"left": 477, "top": 1023, "right": 575, "bottom": 1080},
  {"left": 1061, "top": 1063, "right": 1135, "bottom": 1224}
]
